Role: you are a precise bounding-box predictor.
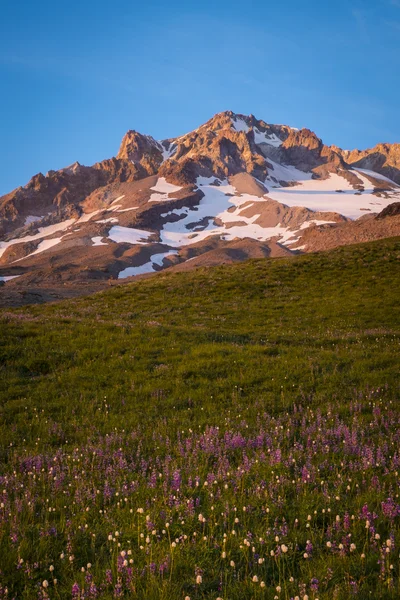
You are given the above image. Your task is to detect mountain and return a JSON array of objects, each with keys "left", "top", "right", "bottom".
[{"left": 1, "top": 110, "right": 400, "bottom": 305}]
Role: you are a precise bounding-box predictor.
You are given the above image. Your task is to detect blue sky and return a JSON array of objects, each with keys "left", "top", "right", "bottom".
[{"left": 1, "top": 0, "right": 399, "bottom": 195}]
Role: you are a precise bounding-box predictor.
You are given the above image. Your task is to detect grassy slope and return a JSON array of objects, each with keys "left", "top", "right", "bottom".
[{"left": 1, "top": 237, "right": 399, "bottom": 451}]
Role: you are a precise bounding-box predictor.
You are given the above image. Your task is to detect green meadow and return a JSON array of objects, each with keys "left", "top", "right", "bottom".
[{"left": 0, "top": 237, "right": 399, "bottom": 599}]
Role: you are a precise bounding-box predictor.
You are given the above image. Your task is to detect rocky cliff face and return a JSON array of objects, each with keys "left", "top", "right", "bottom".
[
  {"left": 0, "top": 158, "right": 142, "bottom": 235},
  {"left": 117, "top": 131, "right": 164, "bottom": 174},
  {"left": 1, "top": 110, "right": 399, "bottom": 305},
  {"left": 340, "top": 143, "right": 400, "bottom": 185}
]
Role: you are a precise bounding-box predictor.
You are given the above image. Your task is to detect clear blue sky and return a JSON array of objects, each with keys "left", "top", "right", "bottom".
[{"left": 1, "top": 0, "right": 399, "bottom": 196}]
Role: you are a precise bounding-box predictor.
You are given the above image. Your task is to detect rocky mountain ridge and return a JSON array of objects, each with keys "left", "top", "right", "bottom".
[{"left": 1, "top": 110, "right": 400, "bottom": 305}]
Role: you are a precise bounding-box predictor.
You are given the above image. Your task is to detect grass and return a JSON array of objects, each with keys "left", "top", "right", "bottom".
[{"left": 0, "top": 237, "right": 399, "bottom": 599}]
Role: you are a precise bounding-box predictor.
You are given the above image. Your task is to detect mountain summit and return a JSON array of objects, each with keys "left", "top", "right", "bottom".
[{"left": 1, "top": 111, "right": 400, "bottom": 304}]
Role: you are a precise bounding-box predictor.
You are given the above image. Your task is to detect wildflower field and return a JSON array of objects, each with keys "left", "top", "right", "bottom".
[{"left": 0, "top": 237, "right": 399, "bottom": 599}]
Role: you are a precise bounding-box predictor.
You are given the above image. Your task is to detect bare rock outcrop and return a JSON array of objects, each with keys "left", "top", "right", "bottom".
[
  {"left": 117, "top": 131, "right": 164, "bottom": 174},
  {"left": 338, "top": 143, "right": 400, "bottom": 185},
  {"left": 376, "top": 202, "right": 400, "bottom": 219}
]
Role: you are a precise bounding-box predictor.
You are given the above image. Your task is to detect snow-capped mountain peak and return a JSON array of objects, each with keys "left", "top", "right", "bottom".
[{"left": 1, "top": 111, "right": 400, "bottom": 304}]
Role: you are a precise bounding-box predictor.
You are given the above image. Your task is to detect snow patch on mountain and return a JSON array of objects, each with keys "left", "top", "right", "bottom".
[
  {"left": 157, "top": 178, "right": 328, "bottom": 248},
  {"left": 0, "top": 218, "right": 76, "bottom": 259},
  {"left": 24, "top": 215, "right": 42, "bottom": 226},
  {"left": 29, "top": 238, "right": 64, "bottom": 257},
  {"left": 353, "top": 168, "right": 400, "bottom": 186},
  {"left": 108, "top": 226, "right": 153, "bottom": 245},
  {"left": 158, "top": 142, "right": 177, "bottom": 162},
  {"left": 149, "top": 178, "right": 183, "bottom": 202},
  {"left": 265, "top": 159, "right": 313, "bottom": 186},
  {"left": 111, "top": 195, "right": 126, "bottom": 204},
  {"left": 96, "top": 217, "right": 118, "bottom": 224},
  {"left": 151, "top": 178, "right": 182, "bottom": 194},
  {"left": 298, "top": 219, "right": 336, "bottom": 229},
  {"left": 92, "top": 237, "right": 108, "bottom": 246},
  {"left": 0, "top": 275, "right": 20, "bottom": 282},
  {"left": 118, "top": 250, "right": 179, "bottom": 279},
  {"left": 197, "top": 176, "right": 220, "bottom": 186},
  {"left": 231, "top": 117, "right": 250, "bottom": 133},
  {"left": 77, "top": 210, "right": 103, "bottom": 223},
  {"left": 253, "top": 129, "right": 282, "bottom": 147},
  {"left": 265, "top": 172, "right": 399, "bottom": 219}
]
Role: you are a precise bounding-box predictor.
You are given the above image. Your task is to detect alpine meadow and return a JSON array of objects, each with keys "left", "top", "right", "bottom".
[{"left": 0, "top": 237, "right": 399, "bottom": 599}]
